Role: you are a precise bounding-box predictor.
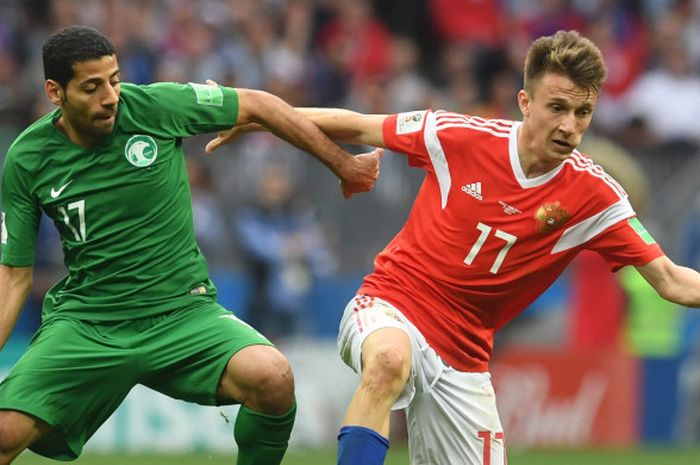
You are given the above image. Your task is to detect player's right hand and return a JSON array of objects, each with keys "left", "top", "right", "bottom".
[{"left": 340, "top": 148, "right": 383, "bottom": 199}]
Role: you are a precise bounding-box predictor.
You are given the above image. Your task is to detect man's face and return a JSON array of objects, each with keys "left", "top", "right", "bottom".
[
  {"left": 58, "top": 54, "right": 121, "bottom": 144},
  {"left": 519, "top": 72, "right": 597, "bottom": 165}
]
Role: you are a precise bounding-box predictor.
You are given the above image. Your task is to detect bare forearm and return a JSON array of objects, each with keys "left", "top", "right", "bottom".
[
  {"left": 638, "top": 257, "right": 700, "bottom": 307},
  {"left": 227, "top": 109, "right": 386, "bottom": 147},
  {"left": 0, "top": 265, "right": 33, "bottom": 350},
  {"left": 658, "top": 264, "right": 700, "bottom": 307},
  {"left": 294, "top": 108, "right": 387, "bottom": 146},
  {"left": 237, "top": 91, "right": 355, "bottom": 177}
]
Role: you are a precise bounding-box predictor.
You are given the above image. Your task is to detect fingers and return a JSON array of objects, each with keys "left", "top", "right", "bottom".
[
  {"left": 205, "top": 138, "right": 220, "bottom": 154},
  {"left": 205, "top": 79, "right": 219, "bottom": 87},
  {"left": 340, "top": 180, "right": 352, "bottom": 199}
]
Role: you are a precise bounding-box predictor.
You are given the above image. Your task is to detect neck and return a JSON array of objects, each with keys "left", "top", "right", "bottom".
[
  {"left": 516, "top": 122, "right": 561, "bottom": 178},
  {"left": 55, "top": 116, "right": 98, "bottom": 148}
]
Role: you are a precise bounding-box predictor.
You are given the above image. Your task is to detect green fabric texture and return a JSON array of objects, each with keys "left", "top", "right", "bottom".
[{"left": 234, "top": 402, "right": 296, "bottom": 465}]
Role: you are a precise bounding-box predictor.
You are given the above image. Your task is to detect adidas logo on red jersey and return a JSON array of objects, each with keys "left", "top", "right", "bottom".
[{"left": 461, "top": 182, "right": 483, "bottom": 201}]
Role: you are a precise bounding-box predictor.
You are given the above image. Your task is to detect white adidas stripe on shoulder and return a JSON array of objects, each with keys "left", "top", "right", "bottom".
[
  {"left": 552, "top": 197, "right": 635, "bottom": 253},
  {"left": 435, "top": 122, "right": 511, "bottom": 138},
  {"left": 423, "top": 111, "right": 451, "bottom": 209},
  {"left": 564, "top": 151, "right": 627, "bottom": 199},
  {"left": 434, "top": 112, "right": 512, "bottom": 137},
  {"left": 435, "top": 112, "right": 513, "bottom": 129}
]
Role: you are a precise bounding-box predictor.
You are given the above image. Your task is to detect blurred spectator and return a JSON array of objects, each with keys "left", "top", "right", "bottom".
[
  {"left": 14, "top": 214, "right": 65, "bottom": 336},
  {"left": 511, "top": 0, "right": 586, "bottom": 39},
  {"left": 384, "top": 36, "right": 432, "bottom": 112},
  {"left": 567, "top": 136, "right": 653, "bottom": 351},
  {"left": 264, "top": 0, "right": 314, "bottom": 105},
  {"left": 234, "top": 163, "right": 337, "bottom": 340},
  {"left": 430, "top": 41, "right": 481, "bottom": 113},
  {"left": 429, "top": 0, "right": 506, "bottom": 48},
  {"left": 586, "top": 2, "right": 651, "bottom": 133},
  {"left": 186, "top": 156, "right": 234, "bottom": 268},
  {"left": 470, "top": 48, "right": 521, "bottom": 119},
  {"left": 677, "top": 338, "right": 700, "bottom": 443},
  {"left": 677, "top": 193, "right": 700, "bottom": 442},
  {"left": 315, "top": 0, "right": 391, "bottom": 93},
  {"left": 623, "top": 23, "right": 700, "bottom": 152}
]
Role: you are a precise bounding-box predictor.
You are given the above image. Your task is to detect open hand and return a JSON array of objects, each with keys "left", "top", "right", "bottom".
[{"left": 203, "top": 78, "right": 261, "bottom": 153}]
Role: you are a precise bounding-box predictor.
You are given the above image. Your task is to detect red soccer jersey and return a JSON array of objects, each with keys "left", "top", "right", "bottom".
[{"left": 359, "top": 110, "right": 663, "bottom": 372}]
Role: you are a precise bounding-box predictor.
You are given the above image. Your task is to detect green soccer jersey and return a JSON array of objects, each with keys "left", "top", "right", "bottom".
[{"left": 0, "top": 82, "right": 238, "bottom": 321}]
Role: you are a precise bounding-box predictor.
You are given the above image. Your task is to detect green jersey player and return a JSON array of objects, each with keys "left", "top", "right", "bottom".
[{"left": 0, "top": 26, "right": 382, "bottom": 465}]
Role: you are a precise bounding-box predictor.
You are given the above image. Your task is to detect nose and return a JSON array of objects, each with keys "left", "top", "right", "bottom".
[
  {"left": 102, "top": 83, "right": 119, "bottom": 107},
  {"left": 559, "top": 112, "right": 576, "bottom": 134}
]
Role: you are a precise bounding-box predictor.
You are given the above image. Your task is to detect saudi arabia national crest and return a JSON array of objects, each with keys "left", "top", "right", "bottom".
[{"left": 125, "top": 135, "right": 158, "bottom": 168}]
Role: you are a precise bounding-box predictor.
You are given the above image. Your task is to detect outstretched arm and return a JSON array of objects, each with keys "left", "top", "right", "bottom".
[
  {"left": 207, "top": 107, "right": 388, "bottom": 152},
  {"left": 233, "top": 90, "right": 382, "bottom": 198},
  {"left": 288, "top": 108, "right": 388, "bottom": 147},
  {"left": 0, "top": 265, "right": 33, "bottom": 350},
  {"left": 636, "top": 255, "right": 700, "bottom": 307}
]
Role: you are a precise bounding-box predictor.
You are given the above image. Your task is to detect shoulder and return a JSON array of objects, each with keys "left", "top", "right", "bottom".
[
  {"left": 431, "top": 111, "right": 514, "bottom": 139},
  {"left": 562, "top": 150, "right": 628, "bottom": 202},
  {"left": 5, "top": 111, "right": 59, "bottom": 171},
  {"left": 559, "top": 150, "right": 632, "bottom": 216},
  {"left": 118, "top": 82, "right": 192, "bottom": 105},
  {"left": 118, "top": 82, "right": 168, "bottom": 104}
]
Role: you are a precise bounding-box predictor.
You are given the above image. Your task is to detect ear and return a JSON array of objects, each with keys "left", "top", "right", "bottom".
[
  {"left": 517, "top": 89, "right": 530, "bottom": 118},
  {"left": 45, "top": 79, "right": 64, "bottom": 106}
]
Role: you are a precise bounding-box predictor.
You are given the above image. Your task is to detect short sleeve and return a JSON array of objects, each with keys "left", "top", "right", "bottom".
[
  {"left": 1, "top": 154, "right": 40, "bottom": 266},
  {"left": 587, "top": 216, "right": 664, "bottom": 272},
  {"left": 123, "top": 82, "right": 240, "bottom": 138},
  {"left": 383, "top": 111, "right": 432, "bottom": 170}
]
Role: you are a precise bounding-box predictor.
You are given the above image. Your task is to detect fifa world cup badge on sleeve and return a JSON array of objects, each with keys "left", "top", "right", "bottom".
[
  {"left": 628, "top": 217, "right": 656, "bottom": 245},
  {"left": 396, "top": 111, "right": 426, "bottom": 135},
  {"left": 188, "top": 82, "right": 224, "bottom": 107},
  {"left": 1, "top": 211, "right": 7, "bottom": 244}
]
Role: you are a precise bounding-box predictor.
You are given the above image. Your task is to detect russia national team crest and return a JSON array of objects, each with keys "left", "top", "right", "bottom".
[
  {"left": 125, "top": 135, "right": 158, "bottom": 168},
  {"left": 535, "top": 201, "right": 570, "bottom": 234}
]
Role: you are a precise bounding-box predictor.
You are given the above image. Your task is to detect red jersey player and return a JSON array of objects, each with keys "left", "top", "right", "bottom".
[{"left": 208, "top": 30, "right": 700, "bottom": 465}]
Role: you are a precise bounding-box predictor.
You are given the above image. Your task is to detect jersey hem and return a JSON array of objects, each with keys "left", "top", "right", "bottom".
[{"left": 356, "top": 288, "right": 490, "bottom": 373}]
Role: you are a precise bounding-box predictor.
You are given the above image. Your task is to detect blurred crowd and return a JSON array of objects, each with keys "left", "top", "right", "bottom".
[
  {"left": 3, "top": 0, "right": 700, "bottom": 345},
  {"left": 4, "top": 0, "right": 700, "bottom": 443}
]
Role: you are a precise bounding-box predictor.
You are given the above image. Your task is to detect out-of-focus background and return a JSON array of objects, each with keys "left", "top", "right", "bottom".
[{"left": 3, "top": 0, "right": 700, "bottom": 462}]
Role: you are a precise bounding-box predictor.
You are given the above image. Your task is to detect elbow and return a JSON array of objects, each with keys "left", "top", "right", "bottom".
[
  {"left": 656, "top": 281, "right": 693, "bottom": 307},
  {"left": 236, "top": 89, "right": 278, "bottom": 125},
  {"left": 22, "top": 274, "right": 33, "bottom": 296},
  {"left": 655, "top": 284, "right": 676, "bottom": 304}
]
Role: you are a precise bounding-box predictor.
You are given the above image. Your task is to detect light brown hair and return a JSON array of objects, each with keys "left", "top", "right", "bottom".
[{"left": 523, "top": 30, "right": 607, "bottom": 96}]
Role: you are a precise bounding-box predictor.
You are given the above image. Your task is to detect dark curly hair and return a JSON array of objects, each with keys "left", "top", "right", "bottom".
[{"left": 42, "top": 25, "right": 116, "bottom": 88}]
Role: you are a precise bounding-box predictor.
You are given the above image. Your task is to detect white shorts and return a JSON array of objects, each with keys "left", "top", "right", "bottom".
[{"left": 337, "top": 295, "right": 506, "bottom": 465}]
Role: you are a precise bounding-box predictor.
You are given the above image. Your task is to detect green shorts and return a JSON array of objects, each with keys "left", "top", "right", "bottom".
[{"left": 0, "top": 302, "right": 271, "bottom": 460}]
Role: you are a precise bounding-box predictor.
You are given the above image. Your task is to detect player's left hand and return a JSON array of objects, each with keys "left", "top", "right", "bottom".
[
  {"left": 202, "top": 79, "right": 262, "bottom": 154},
  {"left": 340, "top": 148, "right": 383, "bottom": 199},
  {"left": 205, "top": 124, "right": 261, "bottom": 153}
]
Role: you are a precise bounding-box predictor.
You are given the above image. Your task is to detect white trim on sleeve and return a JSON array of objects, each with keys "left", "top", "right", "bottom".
[
  {"left": 552, "top": 197, "right": 635, "bottom": 254},
  {"left": 423, "top": 111, "right": 451, "bottom": 209}
]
